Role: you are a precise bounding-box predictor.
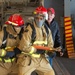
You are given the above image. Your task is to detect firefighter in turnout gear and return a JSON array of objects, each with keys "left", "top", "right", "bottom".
[
  {"left": 17, "top": 6, "right": 55, "bottom": 75},
  {"left": 0, "top": 14, "right": 24, "bottom": 75}
]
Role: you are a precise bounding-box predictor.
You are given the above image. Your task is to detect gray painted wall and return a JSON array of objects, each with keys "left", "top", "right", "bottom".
[
  {"left": 64, "top": 0, "right": 71, "bottom": 16},
  {"left": 44, "top": 0, "right": 64, "bottom": 25},
  {"left": 71, "top": 0, "right": 75, "bottom": 16},
  {"left": 71, "top": 0, "right": 75, "bottom": 48},
  {"left": 44, "top": 0, "right": 64, "bottom": 45}
]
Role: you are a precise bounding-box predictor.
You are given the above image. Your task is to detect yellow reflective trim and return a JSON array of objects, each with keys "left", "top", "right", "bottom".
[
  {"left": 33, "top": 41, "right": 47, "bottom": 45},
  {"left": 29, "top": 46, "right": 35, "bottom": 54},
  {"left": 4, "top": 58, "right": 15, "bottom": 62},
  {"left": 21, "top": 52, "right": 28, "bottom": 54},
  {"left": 31, "top": 54, "right": 40, "bottom": 58},
  {"left": 12, "top": 58, "right": 15, "bottom": 61},
  {"left": 0, "top": 58, "right": 2, "bottom": 61},
  {"left": 0, "top": 58, "right": 15, "bottom": 62},
  {"left": 22, "top": 52, "right": 40, "bottom": 58},
  {"left": 1, "top": 49, "right": 6, "bottom": 57},
  {"left": 34, "top": 11, "right": 37, "bottom": 14},
  {"left": 5, "top": 47, "right": 11, "bottom": 50}
]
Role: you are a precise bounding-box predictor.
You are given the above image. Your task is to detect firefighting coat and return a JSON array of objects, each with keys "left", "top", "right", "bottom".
[
  {"left": 18, "top": 21, "right": 54, "bottom": 55},
  {"left": 0, "top": 25, "right": 22, "bottom": 57}
]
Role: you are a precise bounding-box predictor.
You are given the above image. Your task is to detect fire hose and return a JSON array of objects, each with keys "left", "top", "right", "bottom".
[{"left": 33, "top": 45, "right": 61, "bottom": 52}]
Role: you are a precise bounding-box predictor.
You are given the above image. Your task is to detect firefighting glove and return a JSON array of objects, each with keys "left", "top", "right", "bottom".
[
  {"left": 14, "top": 47, "right": 21, "bottom": 56},
  {"left": 5, "top": 51, "right": 15, "bottom": 58},
  {"left": 5, "top": 47, "right": 21, "bottom": 57}
]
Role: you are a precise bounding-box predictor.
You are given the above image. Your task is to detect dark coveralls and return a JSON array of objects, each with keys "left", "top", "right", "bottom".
[{"left": 45, "top": 19, "right": 62, "bottom": 66}]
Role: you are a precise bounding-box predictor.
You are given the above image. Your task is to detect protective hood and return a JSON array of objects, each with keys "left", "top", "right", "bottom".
[{"left": 6, "top": 25, "right": 18, "bottom": 36}]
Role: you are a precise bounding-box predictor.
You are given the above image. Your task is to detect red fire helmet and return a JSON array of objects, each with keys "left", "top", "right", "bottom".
[
  {"left": 33, "top": 6, "right": 48, "bottom": 19},
  {"left": 5, "top": 14, "right": 24, "bottom": 27}
]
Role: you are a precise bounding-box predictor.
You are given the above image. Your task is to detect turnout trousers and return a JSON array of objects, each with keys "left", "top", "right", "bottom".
[
  {"left": 0, "top": 59, "right": 18, "bottom": 75},
  {"left": 17, "top": 55, "right": 55, "bottom": 75}
]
